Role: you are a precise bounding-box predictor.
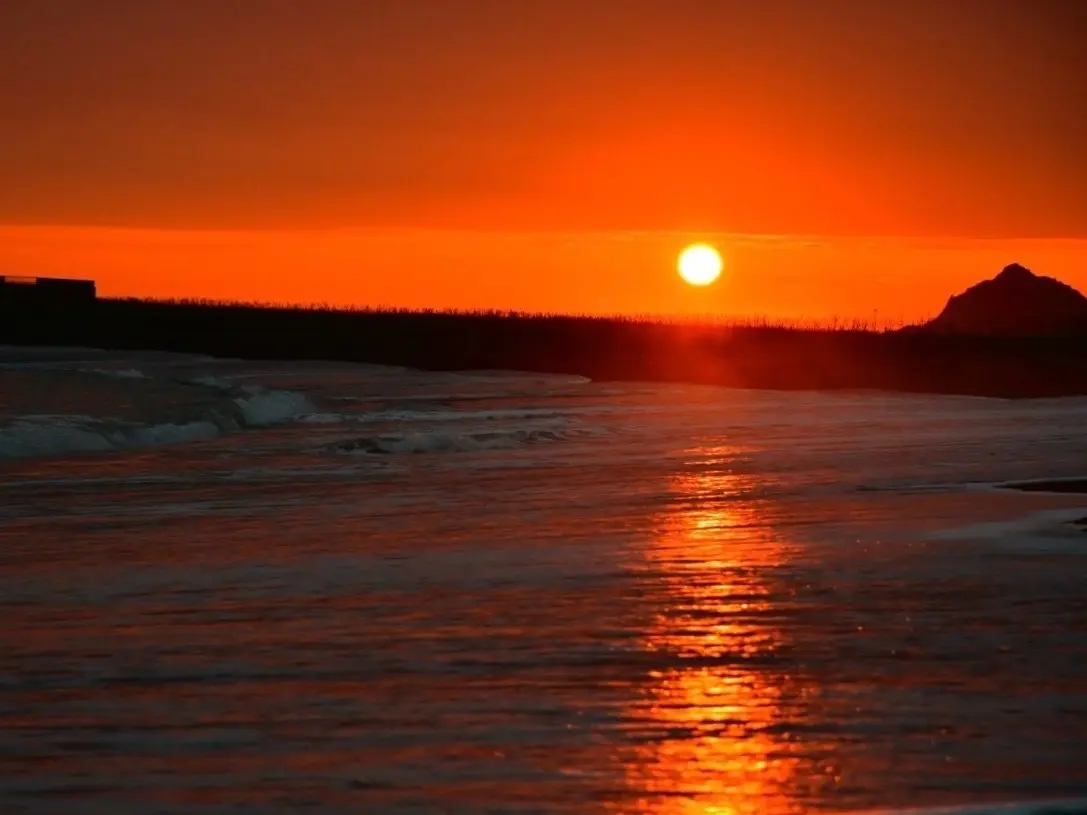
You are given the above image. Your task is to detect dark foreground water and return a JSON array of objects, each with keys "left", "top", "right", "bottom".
[{"left": 2, "top": 348, "right": 1086, "bottom": 814}]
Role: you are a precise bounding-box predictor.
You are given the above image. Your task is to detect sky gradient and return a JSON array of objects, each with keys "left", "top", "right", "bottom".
[{"left": 2, "top": 0, "right": 1085, "bottom": 318}]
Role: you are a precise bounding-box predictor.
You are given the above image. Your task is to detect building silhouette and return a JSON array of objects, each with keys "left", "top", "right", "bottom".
[{"left": 0, "top": 276, "right": 97, "bottom": 307}]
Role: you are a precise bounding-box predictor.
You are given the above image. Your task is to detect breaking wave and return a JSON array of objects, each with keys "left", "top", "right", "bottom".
[
  {"left": 0, "top": 415, "right": 219, "bottom": 459},
  {"left": 0, "top": 386, "right": 317, "bottom": 460},
  {"left": 0, "top": 348, "right": 600, "bottom": 461},
  {"left": 231, "top": 387, "right": 316, "bottom": 427}
]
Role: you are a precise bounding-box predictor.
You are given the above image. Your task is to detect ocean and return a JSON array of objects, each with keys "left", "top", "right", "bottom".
[{"left": 1, "top": 346, "right": 1086, "bottom": 815}]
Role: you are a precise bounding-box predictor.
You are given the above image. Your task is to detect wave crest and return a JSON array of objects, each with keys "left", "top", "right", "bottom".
[
  {"left": 333, "top": 427, "right": 571, "bottom": 455},
  {"left": 0, "top": 387, "right": 317, "bottom": 460}
]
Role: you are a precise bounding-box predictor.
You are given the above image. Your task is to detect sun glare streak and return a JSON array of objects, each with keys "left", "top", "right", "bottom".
[{"left": 618, "top": 449, "right": 829, "bottom": 814}]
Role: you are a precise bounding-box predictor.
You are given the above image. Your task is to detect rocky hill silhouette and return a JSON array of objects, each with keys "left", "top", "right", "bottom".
[{"left": 924, "top": 263, "right": 1087, "bottom": 336}]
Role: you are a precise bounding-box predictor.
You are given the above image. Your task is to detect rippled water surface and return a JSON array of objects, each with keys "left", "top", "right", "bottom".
[{"left": 2, "top": 348, "right": 1086, "bottom": 814}]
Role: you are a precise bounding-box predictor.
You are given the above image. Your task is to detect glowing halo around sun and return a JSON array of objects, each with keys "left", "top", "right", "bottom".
[{"left": 677, "top": 243, "right": 723, "bottom": 286}]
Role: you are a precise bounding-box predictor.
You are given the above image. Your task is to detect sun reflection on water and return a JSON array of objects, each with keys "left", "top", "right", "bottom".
[{"left": 619, "top": 449, "right": 828, "bottom": 814}]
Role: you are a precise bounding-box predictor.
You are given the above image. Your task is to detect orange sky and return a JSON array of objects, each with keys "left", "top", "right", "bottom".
[{"left": 1, "top": 1, "right": 1084, "bottom": 319}]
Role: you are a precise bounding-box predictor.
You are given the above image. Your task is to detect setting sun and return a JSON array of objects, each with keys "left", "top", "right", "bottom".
[{"left": 677, "top": 244, "right": 723, "bottom": 286}]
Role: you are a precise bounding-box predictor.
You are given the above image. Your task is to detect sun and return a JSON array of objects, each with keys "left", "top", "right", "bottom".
[{"left": 677, "top": 243, "right": 723, "bottom": 286}]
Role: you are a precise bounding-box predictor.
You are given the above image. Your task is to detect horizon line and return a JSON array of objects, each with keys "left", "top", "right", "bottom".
[{"left": 2, "top": 223, "right": 1086, "bottom": 246}]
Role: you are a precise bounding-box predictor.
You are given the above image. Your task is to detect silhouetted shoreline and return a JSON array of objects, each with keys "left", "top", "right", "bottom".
[
  {"left": 1004, "top": 480, "right": 1087, "bottom": 495},
  {"left": 3, "top": 297, "right": 1087, "bottom": 399}
]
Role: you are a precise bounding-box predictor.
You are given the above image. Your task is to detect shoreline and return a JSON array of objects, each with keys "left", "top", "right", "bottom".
[
  {"left": 4, "top": 298, "right": 1087, "bottom": 399},
  {"left": 1004, "top": 479, "right": 1087, "bottom": 495}
]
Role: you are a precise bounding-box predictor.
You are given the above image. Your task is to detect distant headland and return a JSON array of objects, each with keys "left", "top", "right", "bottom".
[
  {"left": 921, "top": 263, "right": 1087, "bottom": 336},
  {"left": 2, "top": 265, "right": 1086, "bottom": 399}
]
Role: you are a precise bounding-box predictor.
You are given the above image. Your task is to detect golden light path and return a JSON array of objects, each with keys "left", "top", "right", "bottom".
[
  {"left": 620, "top": 445, "right": 829, "bottom": 814},
  {"left": 677, "top": 244, "right": 724, "bottom": 286}
]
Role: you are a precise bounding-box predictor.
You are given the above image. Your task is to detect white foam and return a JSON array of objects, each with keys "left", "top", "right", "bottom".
[
  {"left": 82, "top": 367, "right": 149, "bottom": 380},
  {"left": 183, "top": 375, "right": 238, "bottom": 391},
  {"left": 333, "top": 427, "right": 570, "bottom": 455},
  {"left": 232, "top": 389, "right": 317, "bottom": 427}
]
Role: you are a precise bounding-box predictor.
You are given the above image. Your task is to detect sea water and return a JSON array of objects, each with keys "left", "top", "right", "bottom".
[{"left": 1, "top": 346, "right": 1086, "bottom": 814}]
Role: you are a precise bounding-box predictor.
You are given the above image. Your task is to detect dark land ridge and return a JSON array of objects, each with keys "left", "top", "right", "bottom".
[
  {"left": 922, "top": 263, "right": 1087, "bottom": 336},
  {"left": 1004, "top": 480, "right": 1087, "bottom": 495},
  {"left": 2, "top": 264, "right": 1086, "bottom": 399}
]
